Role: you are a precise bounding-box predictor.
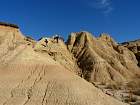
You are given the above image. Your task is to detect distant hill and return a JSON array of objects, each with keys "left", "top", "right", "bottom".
[{"left": 121, "top": 39, "right": 140, "bottom": 67}]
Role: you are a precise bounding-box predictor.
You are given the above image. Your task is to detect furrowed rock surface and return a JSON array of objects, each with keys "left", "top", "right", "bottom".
[
  {"left": 67, "top": 32, "right": 140, "bottom": 88},
  {"left": 34, "top": 37, "right": 81, "bottom": 75},
  {"left": 0, "top": 25, "right": 128, "bottom": 105},
  {"left": 121, "top": 39, "right": 140, "bottom": 66}
]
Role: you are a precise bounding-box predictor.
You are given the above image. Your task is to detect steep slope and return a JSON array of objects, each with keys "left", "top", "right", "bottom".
[
  {"left": 67, "top": 31, "right": 140, "bottom": 88},
  {"left": 34, "top": 37, "right": 81, "bottom": 75},
  {"left": 0, "top": 24, "right": 128, "bottom": 105},
  {"left": 121, "top": 39, "right": 140, "bottom": 66}
]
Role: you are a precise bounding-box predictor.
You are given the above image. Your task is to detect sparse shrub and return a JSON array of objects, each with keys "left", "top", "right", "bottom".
[
  {"left": 133, "top": 89, "right": 140, "bottom": 95},
  {"left": 124, "top": 96, "right": 137, "bottom": 103}
]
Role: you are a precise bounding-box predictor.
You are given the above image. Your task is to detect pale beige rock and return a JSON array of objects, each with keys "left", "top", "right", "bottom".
[
  {"left": 67, "top": 31, "right": 140, "bottom": 88},
  {"left": 34, "top": 37, "right": 81, "bottom": 75},
  {"left": 121, "top": 39, "right": 140, "bottom": 66},
  {"left": 0, "top": 25, "right": 128, "bottom": 105}
]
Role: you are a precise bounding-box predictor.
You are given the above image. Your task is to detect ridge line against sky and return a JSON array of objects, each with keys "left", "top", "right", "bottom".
[{"left": 0, "top": 0, "right": 140, "bottom": 42}]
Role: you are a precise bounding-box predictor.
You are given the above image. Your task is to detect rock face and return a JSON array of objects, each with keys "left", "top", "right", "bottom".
[
  {"left": 67, "top": 32, "right": 140, "bottom": 88},
  {"left": 0, "top": 24, "right": 128, "bottom": 105},
  {"left": 121, "top": 39, "right": 140, "bottom": 66},
  {"left": 34, "top": 37, "right": 81, "bottom": 75}
]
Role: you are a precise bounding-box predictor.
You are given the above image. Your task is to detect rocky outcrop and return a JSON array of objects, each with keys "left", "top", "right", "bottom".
[
  {"left": 34, "top": 37, "right": 81, "bottom": 75},
  {"left": 0, "top": 22, "right": 19, "bottom": 28},
  {"left": 67, "top": 32, "right": 140, "bottom": 88},
  {"left": 121, "top": 39, "right": 140, "bottom": 67},
  {"left": 24, "top": 36, "right": 36, "bottom": 46},
  {"left": 0, "top": 24, "right": 128, "bottom": 105}
]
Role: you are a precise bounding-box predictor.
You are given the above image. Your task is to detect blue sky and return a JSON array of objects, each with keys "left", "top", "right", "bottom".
[{"left": 0, "top": 0, "right": 140, "bottom": 42}]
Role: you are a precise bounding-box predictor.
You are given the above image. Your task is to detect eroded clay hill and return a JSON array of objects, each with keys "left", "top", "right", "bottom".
[
  {"left": 0, "top": 24, "right": 128, "bottom": 105},
  {"left": 67, "top": 32, "right": 140, "bottom": 88},
  {"left": 121, "top": 39, "right": 140, "bottom": 67},
  {"left": 34, "top": 37, "right": 81, "bottom": 75}
]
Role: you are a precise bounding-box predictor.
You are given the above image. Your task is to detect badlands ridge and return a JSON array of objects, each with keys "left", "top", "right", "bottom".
[{"left": 0, "top": 22, "right": 140, "bottom": 105}]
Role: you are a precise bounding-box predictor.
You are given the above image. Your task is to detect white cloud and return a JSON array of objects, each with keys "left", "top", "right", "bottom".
[
  {"left": 103, "top": 7, "right": 113, "bottom": 14},
  {"left": 89, "top": 0, "right": 113, "bottom": 15}
]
